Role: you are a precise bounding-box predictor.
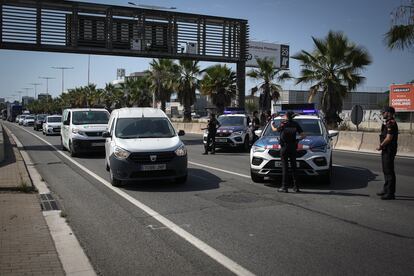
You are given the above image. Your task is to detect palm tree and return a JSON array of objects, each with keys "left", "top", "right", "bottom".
[
  {"left": 385, "top": 1, "right": 414, "bottom": 50},
  {"left": 292, "top": 31, "right": 372, "bottom": 127},
  {"left": 176, "top": 59, "right": 201, "bottom": 122},
  {"left": 247, "top": 58, "right": 291, "bottom": 112},
  {"left": 200, "top": 64, "right": 237, "bottom": 115},
  {"left": 128, "top": 77, "right": 152, "bottom": 107},
  {"left": 147, "top": 59, "right": 178, "bottom": 111},
  {"left": 102, "top": 83, "right": 125, "bottom": 109}
]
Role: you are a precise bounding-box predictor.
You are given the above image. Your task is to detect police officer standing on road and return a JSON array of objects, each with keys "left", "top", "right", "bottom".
[
  {"left": 203, "top": 113, "right": 221, "bottom": 155},
  {"left": 252, "top": 111, "right": 261, "bottom": 142},
  {"left": 376, "top": 106, "right": 398, "bottom": 200},
  {"left": 271, "top": 111, "right": 305, "bottom": 193}
]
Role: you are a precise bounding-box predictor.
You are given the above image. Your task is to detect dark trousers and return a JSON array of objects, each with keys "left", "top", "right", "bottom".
[
  {"left": 381, "top": 149, "right": 396, "bottom": 195},
  {"left": 281, "top": 145, "right": 297, "bottom": 188},
  {"left": 205, "top": 132, "right": 216, "bottom": 153}
]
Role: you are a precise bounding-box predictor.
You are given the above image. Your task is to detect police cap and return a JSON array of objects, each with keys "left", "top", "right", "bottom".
[{"left": 382, "top": 106, "right": 395, "bottom": 114}]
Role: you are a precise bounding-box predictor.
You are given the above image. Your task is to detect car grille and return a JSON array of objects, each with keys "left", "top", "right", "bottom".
[
  {"left": 85, "top": 131, "right": 103, "bottom": 137},
  {"left": 263, "top": 160, "right": 312, "bottom": 169},
  {"left": 128, "top": 151, "right": 176, "bottom": 163},
  {"left": 53, "top": 128, "right": 60, "bottom": 132},
  {"left": 130, "top": 170, "right": 175, "bottom": 178},
  {"left": 268, "top": 149, "right": 307, "bottom": 158},
  {"left": 216, "top": 132, "right": 232, "bottom": 137}
]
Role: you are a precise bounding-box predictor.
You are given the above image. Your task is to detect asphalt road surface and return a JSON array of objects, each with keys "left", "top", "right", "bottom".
[{"left": 4, "top": 121, "right": 414, "bottom": 276}]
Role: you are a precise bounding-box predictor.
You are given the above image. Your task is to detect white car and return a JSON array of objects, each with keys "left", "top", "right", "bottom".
[
  {"left": 250, "top": 112, "right": 338, "bottom": 185},
  {"left": 203, "top": 113, "right": 253, "bottom": 152},
  {"left": 18, "top": 115, "right": 27, "bottom": 125},
  {"left": 103, "top": 108, "right": 187, "bottom": 186},
  {"left": 23, "top": 115, "right": 35, "bottom": 126},
  {"left": 43, "top": 115, "right": 62, "bottom": 136},
  {"left": 61, "top": 108, "right": 110, "bottom": 157}
]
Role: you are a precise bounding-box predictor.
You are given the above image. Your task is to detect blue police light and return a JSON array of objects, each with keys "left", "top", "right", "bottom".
[{"left": 223, "top": 107, "right": 246, "bottom": 114}]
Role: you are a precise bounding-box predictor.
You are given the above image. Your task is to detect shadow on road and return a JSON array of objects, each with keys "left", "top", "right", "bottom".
[{"left": 121, "top": 168, "right": 222, "bottom": 192}]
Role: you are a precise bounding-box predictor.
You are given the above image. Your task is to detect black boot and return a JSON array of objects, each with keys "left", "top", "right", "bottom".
[{"left": 292, "top": 179, "right": 300, "bottom": 193}]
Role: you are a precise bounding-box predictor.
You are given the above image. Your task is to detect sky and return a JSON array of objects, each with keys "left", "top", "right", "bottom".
[{"left": 0, "top": 0, "right": 413, "bottom": 101}]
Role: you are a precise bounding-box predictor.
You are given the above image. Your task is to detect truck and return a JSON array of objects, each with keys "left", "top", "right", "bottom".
[{"left": 7, "top": 104, "right": 23, "bottom": 122}]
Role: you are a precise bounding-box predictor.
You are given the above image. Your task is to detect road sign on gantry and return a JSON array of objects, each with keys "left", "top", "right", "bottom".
[{"left": 390, "top": 83, "right": 414, "bottom": 112}]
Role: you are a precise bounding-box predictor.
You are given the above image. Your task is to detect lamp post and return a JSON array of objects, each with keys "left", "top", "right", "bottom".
[
  {"left": 52, "top": 66, "right": 73, "bottom": 94},
  {"left": 39, "top": 76, "right": 55, "bottom": 99},
  {"left": 29, "top": 83, "right": 42, "bottom": 99}
]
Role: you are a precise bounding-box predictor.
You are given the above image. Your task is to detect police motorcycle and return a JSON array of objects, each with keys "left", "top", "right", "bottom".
[
  {"left": 250, "top": 104, "right": 339, "bottom": 184},
  {"left": 203, "top": 108, "right": 254, "bottom": 152}
]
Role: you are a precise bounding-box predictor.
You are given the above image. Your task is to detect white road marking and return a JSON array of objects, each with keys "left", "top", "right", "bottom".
[
  {"left": 189, "top": 161, "right": 251, "bottom": 178},
  {"left": 12, "top": 124, "right": 255, "bottom": 276}
]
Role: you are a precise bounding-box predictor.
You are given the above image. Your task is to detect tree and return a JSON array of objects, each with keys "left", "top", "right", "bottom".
[
  {"left": 127, "top": 77, "right": 152, "bottom": 107},
  {"left": 385, "top": 0, "right": 414, "bottom": 51},
  {"left": 147, "top": 59, "right": 178, "bottom": 111},
  {"left": 246, "top": 58, "right": 291, "bottom": 112},
  {"left": 200, "top": 64, "right": 237, "bottom": 115},
  {"left": 292, "top": 31, "right": 372, "bottom": 127},
  {"left": 176, "top": 59, "right": 201, "bottom": 122},
  {"left": 102, "top": 83, "right": 125, "bottom": 109}
]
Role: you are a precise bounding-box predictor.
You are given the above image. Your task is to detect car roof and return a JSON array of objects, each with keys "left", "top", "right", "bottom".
[
  {"left": 65, "top": 108, "right": 108, "bottom": 112},
  {"left": 114, "top": 108, "right": 168, "bottom": 118},
  {"left": 274, "top": 115, "right": 320, "bottom": 120},
  {"left": 219, "top": 114, "right": 247, "bottom": 117}
]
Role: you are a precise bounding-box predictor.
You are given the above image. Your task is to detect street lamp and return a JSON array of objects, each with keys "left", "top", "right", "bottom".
[
  {"left": 29, "top": 83, "right": 42, "bottom": 99},
  {"left": 39, "top": 76, "right": 55, "bottom": 99},
  {"left": 52, "top": 66, "right": 73, "bottom": 94}
]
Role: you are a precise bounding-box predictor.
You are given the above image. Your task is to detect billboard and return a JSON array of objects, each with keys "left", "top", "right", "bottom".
[
  {"left": 390, "top": 83, "right": 414, "bottom": 112},
  {"left": 247, "top": 41, "right": 289, "bottom": 69}
]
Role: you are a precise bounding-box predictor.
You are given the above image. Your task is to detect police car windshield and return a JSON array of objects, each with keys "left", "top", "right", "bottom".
[
  {"left": 264, "top": 118, "right": 323, "bottom": 137},
  {"left": 218, "top": 116, "right": 244, "bottom": 126}
]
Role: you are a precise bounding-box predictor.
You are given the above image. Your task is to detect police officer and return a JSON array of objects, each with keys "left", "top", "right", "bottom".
[
  {"left": 203, "top": 113, "right": 221, "bottom": 155},
  {"left": 376, "top": 106, "right": 398, "bottom": 200},
  {"left": 271, "top": 111, "right": 305, "bottom": 193},
  {"left": 252, "top": 111, "right": 261, "bottom": 142}
]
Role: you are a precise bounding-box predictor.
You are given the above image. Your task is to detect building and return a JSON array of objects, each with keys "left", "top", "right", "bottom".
[
  {"left": 275, "top": 90, "right": 388, "bottom": 111},
  {"left": 22, "top": 96, "right": 34, "bottom": 106},
  {"left": 111, "top": 71, "right": 146, "bottom": 87}
]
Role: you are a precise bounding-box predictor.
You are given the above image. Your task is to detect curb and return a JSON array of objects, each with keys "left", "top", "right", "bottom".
[{"left": 3, "top": 124, "right": 96, "bottom": 276}]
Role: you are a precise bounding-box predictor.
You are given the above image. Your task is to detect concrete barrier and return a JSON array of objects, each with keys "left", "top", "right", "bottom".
[
  {"left": 335, "top": 131, "right": 363, "bottom": 151},
  {"left": 0, "top": 124, "right": 4, "bottom": 163},
  {"left": 396, "top": 134, "right": 414, "bottom": 156},
  {"left": 359, "top": 132, "right": 380, "bottom": 153}
]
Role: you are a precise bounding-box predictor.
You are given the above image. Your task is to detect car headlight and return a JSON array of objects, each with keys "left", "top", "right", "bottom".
[
  {"left": 72, "top": 128, "right": 86, "bottom": 136},
  {"left": 232, "top": 131, "right": 243, "bottom": 136},
  {"left": 175, "top": 144, "right": 187, "bottom": 156},
  {"left": 310, "top": 145, "right": 327, "bottom": 153},
  {"left": 114, "top": 146, "right": 130, "bottom": 160},
  {"left": 252, "top": 145, "right": 265, "bottom": 153}
]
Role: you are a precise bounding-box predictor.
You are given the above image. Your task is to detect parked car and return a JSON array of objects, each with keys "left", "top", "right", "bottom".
[
  {"left": 42, "top": 115, "right": 62, "bottom": 136},
  {"left": 103, "top": 107, "right": 187, "bottom": 186},
  {"left": 18, "top": 115, "right": 27, "bottom": 125},
  {"left": 61, "top": 108, "right": 110, "bottom": 157},
  {"left": 34, "top": 114, "right": 47, "bottom": 131},
  {"left": 23, "top": 115, "right": 35, "bottom": 126}
]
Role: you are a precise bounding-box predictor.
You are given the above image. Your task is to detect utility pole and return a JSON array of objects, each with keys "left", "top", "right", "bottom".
[
  {"left": 87, "top": 55, "right": 91, "bottom": 85},
  {"left": 22, "top": 88, "right": 32, "bottom": 97},
  {"left": 29, "top": 83, "right": 42, "bottom": 99},
  {"left": 39, "top": 76, "right": 55, "bottom": 99},
  {"left": 52, "top": 66, "right": 73, "bottom": 94}
]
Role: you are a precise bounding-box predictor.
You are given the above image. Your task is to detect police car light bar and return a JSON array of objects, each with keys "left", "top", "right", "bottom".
[
  {"left": 223, "top": 107, "right": 246, "bottom": 114},
  {"left": 280, "top": 103, "right": 318, "bottom": 115}
]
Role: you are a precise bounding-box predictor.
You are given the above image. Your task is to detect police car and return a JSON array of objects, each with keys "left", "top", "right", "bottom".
[
  {"left": 250, "top": 105, "right": 338, "bottom": 184},
  {"left": 203, "top": 109, "right": 253, "bottom": 152}
]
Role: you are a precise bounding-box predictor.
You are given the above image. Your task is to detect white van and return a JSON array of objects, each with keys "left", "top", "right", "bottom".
[
  {"left": 103, "top": 108, "right": 187, "bottom": 186},
  {"left": 61, "top": 108, "right": 110, "bottom": 156}
]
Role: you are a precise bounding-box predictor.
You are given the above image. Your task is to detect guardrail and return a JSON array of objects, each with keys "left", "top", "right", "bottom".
[{"left": 173, "top": 122, "right": 414, "bottom": 157}]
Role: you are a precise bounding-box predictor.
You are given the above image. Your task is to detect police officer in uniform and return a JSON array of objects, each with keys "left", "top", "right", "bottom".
[
  {"left": 203, "top": 113, "right": 221, "bottom": 155},
  {"left": 252, "top": 110, "right": 261, "bottom": 142},
  {"left": 272, "top": 111, "right": 305, "bottom": 193},
  {"left": 376, "top": 106, "right": 398, "bottom": 200}
]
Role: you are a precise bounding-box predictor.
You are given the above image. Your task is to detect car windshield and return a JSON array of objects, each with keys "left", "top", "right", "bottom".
[
  {"left": 218, "top": 116, "right": 244, "bottom": 126},
  {"left": 72, "top": 111, "right": 109, "bottom": 125},
  {"left": 47, "top": 116, "right": 62, "bottom": 123},
  {"left": 37, "top": 115, "right": 46, "bottom": 120},
  {"left": 20, "top": 116, "right": 26, "bottom": 119},
  {"left": 115, "top": 118, "right": 176, "bottom": 139},
  {"left": 263, "top": 118, "right": 323, "bottom": 137},
  {"left": 26, "top": 116, "right": 35, "bottom": 120}
]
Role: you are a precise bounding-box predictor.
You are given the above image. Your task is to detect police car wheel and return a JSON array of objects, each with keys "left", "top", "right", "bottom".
[{"left": 251, "top": 171, "right": 265, "bottom": 183}]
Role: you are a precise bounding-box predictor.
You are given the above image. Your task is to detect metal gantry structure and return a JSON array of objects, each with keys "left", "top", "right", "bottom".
[{"left": 0, "top": 0, "right": 249, "bottom": 107}]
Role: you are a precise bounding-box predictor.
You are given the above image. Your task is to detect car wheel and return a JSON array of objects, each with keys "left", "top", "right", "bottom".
[
  {"left": 110, "top": 169, "right": 122, "bottom": 187},
  {"left": 175, "top": 174, "right": 187, "bottom": 184},
  {"left": 69, "top": 141, "right": 77, "bottom": 157},
  {"left": 251, "top": 170, "right": 265, "bottom": 183}
]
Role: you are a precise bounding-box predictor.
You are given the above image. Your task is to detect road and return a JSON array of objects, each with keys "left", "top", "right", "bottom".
[{"left": 4, "top": 121, "right": 414, "bottom": 276}]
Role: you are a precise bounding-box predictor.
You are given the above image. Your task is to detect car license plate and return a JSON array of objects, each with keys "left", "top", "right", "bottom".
[
  {"left": 142, "top": 164, "right": 166, "bottom": 171},
  {"left": 216, "top": 138, "right": 227, "bottom": 143},
  {"left": 91, "top": 142, "right": 105, "bottom": 147},
  {"left": 275, "top": 161, "right": 301, "bottom": 168}
]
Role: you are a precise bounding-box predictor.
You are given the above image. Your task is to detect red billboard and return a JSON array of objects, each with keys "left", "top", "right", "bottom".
[{"left": 390, "top": 83, "right": 414, "bottom": 112}]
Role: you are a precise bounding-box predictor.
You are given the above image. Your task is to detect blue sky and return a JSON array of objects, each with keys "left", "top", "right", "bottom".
[{"left": 1, "top": 0, "right": 413, "bottom": 101}]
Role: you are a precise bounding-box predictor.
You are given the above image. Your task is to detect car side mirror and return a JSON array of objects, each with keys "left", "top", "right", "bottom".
[
  {"left": 328, "top": 130, "right": 339, "bottom": 138},
  {"left": 178, "top": 130, "right": 185, "bottom": 136},
  {"left": 102, "top": 131, "right": 111, "bottom": 138},
  {"left": 254, "top": 129, "right": 262, "bottom": 137}
]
